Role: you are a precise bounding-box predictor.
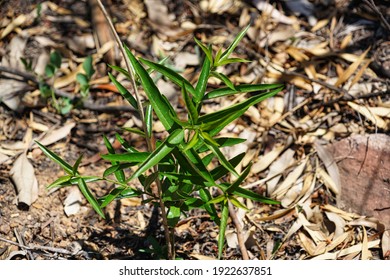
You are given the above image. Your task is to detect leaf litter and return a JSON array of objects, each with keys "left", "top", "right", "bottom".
[{"left": 0, "top": 0, "right": 389, "bottom": 260}]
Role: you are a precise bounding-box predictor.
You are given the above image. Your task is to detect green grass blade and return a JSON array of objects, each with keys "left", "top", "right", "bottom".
[
  {"left": 35, "top": 141, "right": 73, "bottom": 175},
  {"left": 77, "top": 177, "right": 105, "bottom": 219},
  {"left": 219, "top": 24, "right": 250, "bottom": 62},
  {"left": 124, "top": 44, "right": 177, "bottom": 131},
  {"left": 218, "top": 199, "right": 229, "bottom": 259},
  {"left": 195, "top": 53, "right": 211, "bottom": 102},
  {"left": 108, "top": 72, "right": 138, "bottom": 109},
  {"left": 204, "top": 83, "right": 283, "bottom": 100}
]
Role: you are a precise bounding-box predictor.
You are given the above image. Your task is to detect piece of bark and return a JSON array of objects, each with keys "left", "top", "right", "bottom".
[{"left": 325, "top": 134, "right": 390, "bottom": 229}]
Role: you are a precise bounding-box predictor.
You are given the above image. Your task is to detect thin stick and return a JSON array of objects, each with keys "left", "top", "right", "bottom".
[
  {"left": 228, "top": 202, "right": 249, "bottom": 260},
  {"left": 0, "top": 236, "right": 74, "bottom": 255},
  {"left": 94, "top": 0, "right": 173, "bottom": 259}
]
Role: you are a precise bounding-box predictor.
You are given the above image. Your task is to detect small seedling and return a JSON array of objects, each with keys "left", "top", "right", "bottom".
[{"left": 37, "top": 25, "right": 283, "bottom": 259}]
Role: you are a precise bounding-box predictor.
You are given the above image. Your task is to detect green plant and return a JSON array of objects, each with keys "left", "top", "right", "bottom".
[
  {"left": 76, "top": 55, "right": 95, "bottom": 98},
  {"left": 36, "top": 25, "right": 283, "bottom": 259}
]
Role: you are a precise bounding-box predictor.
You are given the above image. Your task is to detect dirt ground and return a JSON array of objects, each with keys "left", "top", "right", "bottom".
[{"left": 0, "top": 0, "right": 389, "bottom": 260}]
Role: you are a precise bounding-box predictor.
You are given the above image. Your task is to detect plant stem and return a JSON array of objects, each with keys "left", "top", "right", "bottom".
[{"left": 95, "top": 0, "right": 174, "bottom": 259}]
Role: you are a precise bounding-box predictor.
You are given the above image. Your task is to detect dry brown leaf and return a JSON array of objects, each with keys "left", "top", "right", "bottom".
[
  {"left": 361, "top": 226, "right": 371, "bottom": 260},
  {"left": 33, "top": 122, "right": 76, "bottom": 147},
  {"left": 311, "top": 19, "right": 329, "bottom": 32},
  {"left": 0, "top": 14, "right": 26, "bottom": 39},
  {"left": 335, "top": 48, "right": 370, "bottom": 87},
  {"left": 325, "top": 211, "right": 346, "bottom": 239},
  {"left": 312, "top": 238, "right": 380, "bottom": 260},
  {"left": 271, "top": 158, "right": 307, "bottom": 200},
  {"left": 347, "top": 102, "right": 388, "bottom": 129},
  {"left": 265, "top": 148, "right": 295, "bottom": 195},
  {"left": 10, "top": 152, "right": 38, "bottom": 207},
  {"left": 382, "top": 231, "right": 390, "bottom": 258},
  {"left": 252, "top": 144, "right": 285, "bottom": 173},
  {"left": 252, "top": 0, "right": 296, "bottom": 25},
  {"left": 314, "top": 141, "right": 341, "bottom": 196},
  {"left": 317, "top": 167, "right": 340, "bottom": 195}
]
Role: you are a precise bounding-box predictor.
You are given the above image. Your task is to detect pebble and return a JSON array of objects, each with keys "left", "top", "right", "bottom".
[{"left": 0, "top": 224, "right": 11, "bottom": 235}]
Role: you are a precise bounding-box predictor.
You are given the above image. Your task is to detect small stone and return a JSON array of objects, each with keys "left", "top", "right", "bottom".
[{"left": 0, "top": 224, "right": 11, "bottom": 235}]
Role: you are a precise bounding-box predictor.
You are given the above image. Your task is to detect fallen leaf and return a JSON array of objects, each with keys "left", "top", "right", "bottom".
[
  {"left": 34, "top": 122, "right": 76, "bottom": 147},
  {"left": 10, "top": 152, "right": 38, "bottom": 208}
]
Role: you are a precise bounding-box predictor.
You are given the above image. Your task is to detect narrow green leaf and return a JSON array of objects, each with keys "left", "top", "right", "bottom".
[
  {"left": 130, "top": 129, "right": 185, "bottom": 180},
  {"left": 199, "top": 188, "right": 220, "bottom": 225},
  {"left": 181, "top": 83, "right": 198, "bottom": 123},
  {"left": 35, "top": 141, "right": 73, "bottom": 175},
  {"left": 201, "top": 131, "right": 239, "bottom": 178},
  {"left": 211, "top": 152, "right": 245, "bottom": 181},
  {"left": 225, "top": 163, "right": 252, "bottom": 194},
  {"left": 124, "top": 44, "right": 177, "bottom": 131},
  {"left": 215, "top": 57, "right": 250, "bottom": 66},
  {"left": 200, "top": 86, "right": 283, "bottom": 136},
  {"left": 167, "top": 205, "right": 181, "bottom": 227},
  {"left": 122, "top": 127, "right": 146, "bottom": 137},
  {"left": 210, "top": 71, "right": 235, "bottom": 90},
  {"left": 103, "top": 163, "right": 134, "bottom": 178},
  {"left": 45, "top": 64, "right": 55, "bottom": 78},
  {"left": 197, "top": 137, "right": 246, "bottom": 153},
  {"left": 50, "top": 51, "right": 62, "bottom": 69},
  {"left": 76, "top": 73, "right": 88, "bottom": 86},
  {"left": 139, "top": 58, "right": 197, "bottom": 96},
  {"left": 101, "top": 152, "right": 149, "bottom": 163},
  {"left": 99, "top": 186, "right": 141, "bottom": 208},
  {"left": 115, "top": 133, "right": 139, "bottom": 153},
  {"left": 218, "top": 199, "right": 229, "bottom": 259},
  {"left": 232, "top": 186, "right": 280, "bottom": 205},
  {"left": 207, "top": 194, "right": 225, "bottom": 205},
  {"left": 204, "top": 83, "right": 283, "bottom": 100},
  {"left": 194, "top": 37, "right": 213, "bottom": 66},
  {"left": 183, "top": 130, "right": 200, "bottom": 152},
  {"left": 78, "top": 177, "right": 105, "bottom": 219},
  {"left": 47, "top": 175, "right": 72, "bottom": 189},
  {"left": 195, "top": 50, "right": 211, "bottom": 102},
  {"left": 228, "top": 196, "right": 249, "bottom": 211},
  {"left": 108, "top": 64, "right": 131, "bottom": 80},
  {"left": 82, "top": 55, "right": 95, "bottom": 79},
  {"left": 72, "top": 154, "right": 84, "bottom": 175},
  {"left": 214, "top": 48, "right": 223, "bottom": 65},
  {"left": 145, "top": 104, "right": 153, "bottom": 137},
  {"left": 219, "top": 24, "right": 250, "bottom": 62},
  {"left": 108, "top": 72, "right": 138, "bottom": 109},
  {"left": 181, "top": 148, "right": 216, "bottom": 186},
  {"left": 103, "top": 135, "right": 126, "bottom": 183},
  {"left": 161, "top": 172, "right": 207, "bottom": 186}
]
